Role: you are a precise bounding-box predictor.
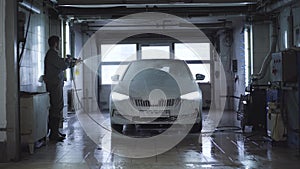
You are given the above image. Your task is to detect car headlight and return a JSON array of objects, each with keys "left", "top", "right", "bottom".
[
  {"left": 111, "top": 92, "right": 129, "bottom": 101},
  {"left": 180, "top": 91, "right": 201, "bottom": 100}
]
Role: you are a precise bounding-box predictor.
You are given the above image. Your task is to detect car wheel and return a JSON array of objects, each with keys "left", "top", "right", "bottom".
[
  {"left": 190, "top": 122, "right": 202, "bottom": 133},
  {"left": 111, "top": 123, "right": 123, "bottom": 133}
]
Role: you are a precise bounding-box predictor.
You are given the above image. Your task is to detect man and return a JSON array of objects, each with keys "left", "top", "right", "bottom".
[{"left": 44, "top": 35, "right": 80, "bottom": 142}]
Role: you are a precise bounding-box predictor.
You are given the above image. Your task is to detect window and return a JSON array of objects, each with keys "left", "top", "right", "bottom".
[
  {"left": 101, "top": 44, "right": 137, "bottom": 84},
  {"left": 101, "top": 44, "right": 136, "bottom": 62},
  {"left": 175, "top": 43, "right": 210, "bottom": 60},
  {"left": 100, "top": 43, "right": 211, "bottom": 84},
  {"left": 141, "top": 46, "right": 170, "bottom": 59},
  {"left": 188, "top": 64, "right": 210, "bottom": 83},
  {"left": 101, "top": 64, "right": 129, "bottom": 85},
  {"left": 174, "top": 43, "right": 211, "bottom": 83}
]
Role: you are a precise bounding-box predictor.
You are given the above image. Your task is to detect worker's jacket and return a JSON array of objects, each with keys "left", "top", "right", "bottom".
[{"left": 44, "top": 48, "right": 70, "bottom": 85}]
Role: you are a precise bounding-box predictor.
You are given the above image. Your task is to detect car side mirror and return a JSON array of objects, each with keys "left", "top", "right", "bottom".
[
  {"left": 111, "top": 75, "right": 120, "bottom": 82},
  {"left": 196, "top": 74, "right": 205, "bottom": 80}
]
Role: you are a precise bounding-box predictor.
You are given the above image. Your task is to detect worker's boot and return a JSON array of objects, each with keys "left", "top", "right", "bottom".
[
  {"left": 58, "top": 131, "right": 66, "bottom": 138},
  {"left": 49, "top": 118, "right": 65, "bottom": 142}
]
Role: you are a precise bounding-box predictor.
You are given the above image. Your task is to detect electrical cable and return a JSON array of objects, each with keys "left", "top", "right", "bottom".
[
  {"left": 214, "top": 125, "right": 242, "bottom": 133},
  {"left": 245, "top": 131, "right": 271, "bottom": 142},
  {"left": 19, "top": 0, "right": 33, "bottom": 66}
]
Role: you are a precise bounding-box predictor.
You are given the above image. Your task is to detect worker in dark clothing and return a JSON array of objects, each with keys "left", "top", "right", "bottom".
[{"left": 44, "top": 35, "right": 80, "bottom": 142}]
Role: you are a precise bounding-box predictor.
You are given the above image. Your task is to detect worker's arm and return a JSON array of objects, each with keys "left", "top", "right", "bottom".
[{"left": 50, "top": 51, "right": 70, "bottom": 71}]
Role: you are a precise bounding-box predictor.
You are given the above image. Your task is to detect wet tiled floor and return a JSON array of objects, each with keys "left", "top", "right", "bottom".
[{"left": 0, "top": 110, "right": 299, "bottom": 169}]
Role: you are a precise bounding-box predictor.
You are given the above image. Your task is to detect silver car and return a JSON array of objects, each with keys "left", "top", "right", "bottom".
[{"left": 109, "top": 59, "right": 204, "bottom": 133}]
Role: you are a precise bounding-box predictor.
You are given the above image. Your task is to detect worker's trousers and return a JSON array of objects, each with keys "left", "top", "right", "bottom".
[{"left": 46, "top": 81, "right": 64, "bottom": 137}]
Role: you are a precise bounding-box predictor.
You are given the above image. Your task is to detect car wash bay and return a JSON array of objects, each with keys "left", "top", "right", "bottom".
[{"left": 0, "top": 0, "right": 300, "bottom": 169}]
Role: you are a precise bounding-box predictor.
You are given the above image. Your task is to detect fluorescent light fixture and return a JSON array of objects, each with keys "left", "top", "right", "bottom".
[
  {"left": 244, "top": 27, "right": 249, "bottom": 89},
  {"left": 59, "top": 2, "right": 257, "bottom": 8},
  {"left": 19, "top": 1, "right": 40, "bottom": 14},
  {"left": 50, "top": 0, "right": 58, "bottom": 4},
  {"left": 250, "top": 25, "right": 253, "bottom": 75},
  {"left": 284, "top": 30, "right": 288, "bottom": 49}
]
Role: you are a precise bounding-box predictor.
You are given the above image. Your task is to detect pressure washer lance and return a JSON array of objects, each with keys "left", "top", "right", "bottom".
[{"left": 66, "top": 54, "right": 83, "bottom": 68}]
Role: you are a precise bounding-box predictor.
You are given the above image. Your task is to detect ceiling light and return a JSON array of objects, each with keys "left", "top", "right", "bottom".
[{"left": 19, "top": 1, "right": 40, "bottom": 14}]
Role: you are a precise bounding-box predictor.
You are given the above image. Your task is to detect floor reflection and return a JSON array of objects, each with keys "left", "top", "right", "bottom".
[{"left": 0, "top": 111, "right": 299, "bottom": 169}]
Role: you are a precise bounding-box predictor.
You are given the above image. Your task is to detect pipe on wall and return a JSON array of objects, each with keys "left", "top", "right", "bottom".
[
  {"left": 251, "top": 19, "right": 278, "bottom": 81},
  {"left": 259, "top": 0, "right": 297, "bottom": 13},
  {"left": 288, "top": 9, "right": 294, "bottom": 48}
]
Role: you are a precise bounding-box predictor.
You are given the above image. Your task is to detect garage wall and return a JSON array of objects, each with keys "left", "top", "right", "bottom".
[
  {"left": 3, "top": 0, "right": 19, "bottom": 162},
  {"left": 0, "top": 0, "right": 6, "bottom": 143},
  {"left": 0, "top": 0, "right": 62, "bottom": 161},
  {"left": 72, "top": 24, "right": 86, "bottom": 111},
  {"left": 72, "top": 24, "right": 98, "bottom": 112},
  {"left": 19, "top": 7, "right": 47, "bottom": 90},
  {"left": 232, "top": 20, "right": 246, "bottom": 111},
  {"left": 249, "top": 3, "right": 299, "bottom": 84},
  {"left": 278, "top": 7, "right": 291, "bottom": 50},
  {"left": 252, "top": 22, "right": 271, "bottom": 84},
  {"left": 218, "top": 31, "right": 234, "bottom": 110},
  {"left": 217, "top": 19, "right": 248, "bottom": 111},
  {"left": 1, "top": 0, "right": 61, "bottom": 161},
  {"left": 74, "top": 25, "right": 83, "bottom": 59},
  {"left": 278, "top": 3, "right": 300, "bottom": 147},
  {"left": 75, "top": 32, "right": 99, "bottom": 113},
  {"left": 19, "top": 2, "right": 60, "bottom": 92},
  {"left": 278, "top": 4, "right": 300, "bottom": 50},
  {"left": 292, "top": 5, "right": 300, "bottom": 47}
]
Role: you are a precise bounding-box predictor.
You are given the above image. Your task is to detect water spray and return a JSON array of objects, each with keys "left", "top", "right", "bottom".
[{"left": 70, "top": 57, "right": 111, "bottom": 133}]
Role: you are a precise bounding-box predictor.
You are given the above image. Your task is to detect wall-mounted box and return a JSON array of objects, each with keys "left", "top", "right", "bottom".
[{"left": 271, "top": 51, "right": 297, "bottom": 82}]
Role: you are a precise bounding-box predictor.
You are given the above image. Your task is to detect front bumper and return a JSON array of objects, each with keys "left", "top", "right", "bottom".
[
  {"left": 110, "top": 100, "right": 202, "bottom": 125},
  {"left": 111, "top": 110, "right": 201, "bottom": 125}
]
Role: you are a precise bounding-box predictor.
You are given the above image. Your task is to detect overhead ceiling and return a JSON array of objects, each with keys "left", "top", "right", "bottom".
[
  {"left": 53, "top": 0, "right": 295, "bottom": 35},
  {"left": 58, "top": 0, "right": 257, "bottom": 20},
  {"left": 57, "top": 0, "right": 257, "bottom": 8}
]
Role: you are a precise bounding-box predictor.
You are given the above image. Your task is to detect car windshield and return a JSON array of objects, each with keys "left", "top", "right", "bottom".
[{"left": 121, "top": 59, "right": 194, "bottom": 82}]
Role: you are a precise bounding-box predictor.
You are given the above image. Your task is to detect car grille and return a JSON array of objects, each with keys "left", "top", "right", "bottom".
[
  {"left": 133, "top": 116, "right": 178, "bottom": 122},
  {"left": 132, "top": 98, "right": 180, "bottom": 107}
]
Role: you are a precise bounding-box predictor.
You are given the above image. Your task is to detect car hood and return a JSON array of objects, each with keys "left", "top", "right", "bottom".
[{"left": 112, "top": 68, "right": 199, "bottom": 99}]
